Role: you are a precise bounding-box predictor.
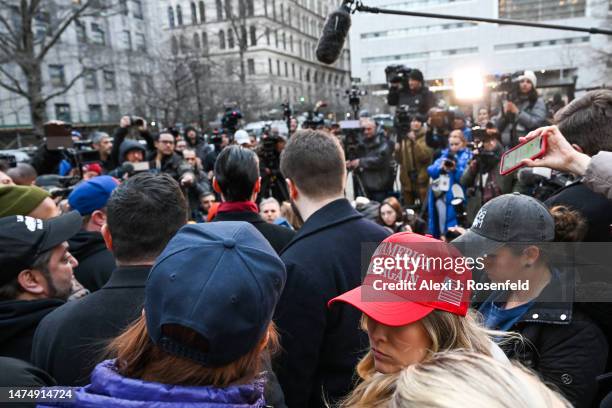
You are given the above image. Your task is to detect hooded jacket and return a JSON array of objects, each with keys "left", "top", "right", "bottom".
[
  {"left": 118, "top": 139, "right": 146, "bottom": 164},
  {"left": 0, "top": 299, "right": 63, "bottom": 362},
  {"left": 38, "top": 359, "right": 266, "bottom": 408},
  {"left": 68, "top": 230, "right": 115, "bottom": 292}
]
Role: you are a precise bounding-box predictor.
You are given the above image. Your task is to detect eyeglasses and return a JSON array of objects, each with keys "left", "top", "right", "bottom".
[{"left": 159, "top": 140, "right": 175, "bottom": 145}]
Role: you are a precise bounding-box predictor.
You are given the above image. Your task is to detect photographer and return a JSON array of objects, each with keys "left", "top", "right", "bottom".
[
  {"left": 460, "top": 129, "right": 515, "bottom": 224},
  {"left": 347, "top": 118, "right": 393, "bottom": 203},
  {"left": 395, "top": 115, "right": 433, "bottom": 207},
  {"left": 494, "top": 70, "right": 547, "bottom": 147},
  {"left": 257, "top": 132, "right": 289, "bottom": 203},
  {"left": 427, "top": 130, "right": 472, "bottom": 238},
  {"left": 109, "top": 116, "right": 154, "bottom": 173},
  {"left": 387, "top": 68, "right": 435, "bottom": 116}
]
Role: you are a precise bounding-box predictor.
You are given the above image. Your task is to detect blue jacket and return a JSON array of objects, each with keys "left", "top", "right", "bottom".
[
  {"left": 274, "top": 198, "right": 389, "bottom": 407},
  {"left": 38, "top": 359, "right": 266, "bottom": 408},
  {"left": 427, "top": 148, "right": 472, "bottom": 237}
]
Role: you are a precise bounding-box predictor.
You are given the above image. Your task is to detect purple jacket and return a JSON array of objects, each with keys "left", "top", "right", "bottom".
[{"left": 38, "top": 359, "right": 266, "bottom": 407}]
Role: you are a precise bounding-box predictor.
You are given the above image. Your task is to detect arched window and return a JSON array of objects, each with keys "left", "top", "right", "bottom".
[
  {"left": 199, "top": 1, "right": 206, "bottom": 22},
  {"left": 179, "top": 34, "right": 187, "bottom": 52},
  {"left": 228, "top": 28, "right": 234, "bottom": 48},
  {"left": 289, "top": 34, "right": 293, "bottom": 52},
  {"left": 193, "top": 32, "right": 200, "bottom": 48},
  {"left": 266, "top": 27, "right": 270, "bottom": 45},
  {"left": 202, "top": 31, "right": 208, "bottom": 52},
  {"left": 305, "top": 69, "right": 310, "bottom": 82},
  {"left": 250, "top": 26, "right": 257, "bottom": 46},
  {"left": 171, "top": 36, "right": 178, "bottom": 54},
  {"left": 282, "top": 32, "right": 286, "bottom": 50},
  {"left": 168, "top": 6, "right": 175, "bottom": 28},
  {"left": 176, "top": 5, "right": 183, "bottom": 26},
  {"left": 218, "top": 29, "right": 226, "bottom": 49},
  {"left": 216, "top": 0, "right": 223, "bottom": 20},
  {"left": 191, "top": 2, "right": 198, "bottom": 24},
  {"left": 274, "top": 30, "right": 278, "bottom": 47}
]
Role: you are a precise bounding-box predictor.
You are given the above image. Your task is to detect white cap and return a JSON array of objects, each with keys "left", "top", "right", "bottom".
[
  {"left": 518, "top": 70, "right": 537, "bottom": 88},
  {"left": 234, "top": 129, "right": 250, "bottom": 145}
]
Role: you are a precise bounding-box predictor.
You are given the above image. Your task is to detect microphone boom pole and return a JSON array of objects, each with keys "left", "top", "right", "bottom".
[{"left": 351, "top": 1, "right": 612, "bottom": 36}]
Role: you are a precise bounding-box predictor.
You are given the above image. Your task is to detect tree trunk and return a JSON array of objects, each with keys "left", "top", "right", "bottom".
[
  {"left": 239, "top": 49, "right": 246, "bottom": 86},
  {"left": 25, "top": 65, "right": 47, "bottom": 136}
]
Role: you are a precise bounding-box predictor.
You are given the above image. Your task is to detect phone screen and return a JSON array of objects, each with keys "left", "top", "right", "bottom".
[{"left": 500, "top": 135, "right": 543, "bottom": 174}]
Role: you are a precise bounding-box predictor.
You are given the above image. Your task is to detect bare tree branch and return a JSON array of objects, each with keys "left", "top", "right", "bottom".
[
  {"left": 37, "top": 0, "right": 91, "bottom": 62},
  {"left": 0, "top": 64, "right": 27, "bottom": 96},
  {"left": 41, "top": 67, "right": 88, "bottom": 103}
]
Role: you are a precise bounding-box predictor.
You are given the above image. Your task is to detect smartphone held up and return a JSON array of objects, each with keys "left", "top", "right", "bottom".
[{"left": 499, "top": 133, "right": 548, "bottom": 175}]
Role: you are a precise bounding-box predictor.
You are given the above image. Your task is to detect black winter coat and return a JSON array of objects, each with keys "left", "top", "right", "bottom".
[
  {"left": 500, "top": 271, "right": 608, "bottom": 408},
  {"left": 358, "top": 134, "right": 393, "bottom": 195},
  {"left": 274, "top": 199, "right": 390, "bottom": 407},
  {"left": 0, "top": 299, "right": 63, "bottom": 363},
  {"left": 213, "top": 210, "right": 295, "bottom": 254},
  {"left": 387, "top": 85, "right": 435, "bottom": 116},
  {"left": 68, "top": 230, "right": 116, "bottom": 292}
]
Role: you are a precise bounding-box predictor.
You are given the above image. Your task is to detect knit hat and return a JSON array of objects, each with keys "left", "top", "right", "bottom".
[
  {"left": 409, "top": 69, "right": 424, "bottom": 83},
  {"left": 518, "top": 70, "right": 537, "bottom": 88},
  {"left": 0, "top": 185, "right": 50, "bottom": 218}
]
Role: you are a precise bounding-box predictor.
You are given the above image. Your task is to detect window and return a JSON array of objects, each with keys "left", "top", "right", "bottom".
[
  {"left": 247, "top": 0, "right": 254, "bottom": 16},
  {"left": 240, "top": 25, "right": 247, "bottom": 48},
  {"left": 498, "top": 0, "right": 585, "bottom": 21},
  {"left": 103, "top": 70, "right": 116, "bottom": 90},
  {"left": 122, "top": 30, "right": 132, "bottom": 50},
  {"left": 282, "top": 32, "right": 286, "bottom": 50},
  {"left": 239, "top": 0, "right": 246, "bottom": 17},
  {"left": 199, "top": 1, "right": 206, "bottom": 22},
  {"left": 132, "top": 0, "right": 143, "bottom": 19},
  {"left": 130, "top": 73, "right": 142, "bottom": 94},
  {"left": 177, "top": 5, "right": 183, "bottom": 25},
  {"left": 202, "top": 32, "right": 208, "bottom": 52},
  {"left": 216, "top": 0, "right": 223, "bottom": 20},
  {"left": 179, "top": 34, "right": 187, "bottom": 52},
  {"left": 292, "top": 63, "right": 295, "bottom": 77},
  {"left": 171, "top": 36, "right": 179, "bottom": 54},
  {"left": 107, "top": 105, "right": 120, "bottom": 121},
  {"left": 228, "top": 29, "right": 234, "bottom": 48},
  {"left": 250, "top": 26, "right": 257, "bottom": 46},
  {"left": 264, "top": 0, "right": 268, "bottom": 16},
  {"left": 191, "top": 2, "right": 198, "bottom": 23},
  {"left": 248, "top": 58, "right": 255, "bottom": 75},
  {"left": 225, "top": 60, "right": 233, "bottom": 76},
  {"left": 275, "top": 30, "right": 278, "bottom": 47},
  {"left": 219, "top": 30, "right": 226, "bottom": 49},
  {"left": 168, "top": 6, "right": 175, "bottom": 28},
  {"left": 272, "top": 0, "right": 276, "bottom": 19},
  {"left": 284, "top": 61, "right": 288, "bottom": 77},
  {"left": 120, "top": 0, "right": 129, "bottom": 15},
  {"left": 84, "top": 69, "right": 98, "bottom": 90},
  {"left": 289, "top": 35, "right": 293, "bottom": 52},
  {"left": 225, "top": 0, "right": 232, "bottom": 17},
  {"left": 280, "top": 3, "right": 284, "bottom": 22},
  {"left": 266, "top": 27, "right": 270, "bottom": 45},
  {"left": 276, "top": 60, "right": 280, "bottom": 75},
  {"left": 193, "top": 32, "right": 201, "bottom": 48},
  {"left": 135, "top": 32, "right": 146, "bottom": 51},
  {"left": 287, "top": 7, "right": 291, "bottom": 25},
  {"left": 55, "top": 104, "right": 71, "bottom": 122},
  {"left": 299, "top": 66, "right": 303, "bottom": 80},
  {"left": 89, "top": 105, "right": 103, "bottom": 123},
  {"left": 75, "top": 20, "right": 87, "bottom": 43},
  {"left": 49, "top": 65, "right": 65, "bottom": 87},
  {"left": 268, "top": 58, "right": 272, "bottom": 73},
  {"left": 270, "top": 84, "right": 274, "bottom": 98},
  {"left": 91, "top": 23, "right": 105, "bottom": 45}
]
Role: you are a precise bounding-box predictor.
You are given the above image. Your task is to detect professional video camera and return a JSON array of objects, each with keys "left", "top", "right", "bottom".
[
  {"left": 394, "top": 104, "right": 419, "bottom": 140},
  {"left": 497, "top": 72, "right": 522, "bottom": 104},
  {"left": 302, "top": 101, "right": 327, "bottom": 129},
  {"left": 385, "top": 64, "right": 412, "bottom": 88},
  {"left": 338, "top": 120, "right": 365, "bottom": 161},
  {"left": 221, "top": 106, "right": 243, "bottom": 136},
  {"left": 36, "top": 174, "right": 81, "bottom": 199},
  {"left": 0, "top": 152, "right": 17, "bottom": 168},
  {"left": 345, "top": 86, "right": 367, "bottom": 119}
]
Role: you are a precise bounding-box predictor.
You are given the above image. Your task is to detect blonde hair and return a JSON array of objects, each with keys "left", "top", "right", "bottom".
[
  {"left": 392, "top": 350, "right": 571, "bottom": 408},
  {"left": 448, "top": 130, "right": 466, "bottom": 145},
  {"left": 339, "top": 310, "right": 508, "bottom": 408}
]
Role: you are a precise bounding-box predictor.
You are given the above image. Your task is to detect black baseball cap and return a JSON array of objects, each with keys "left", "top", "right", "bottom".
[
  {"left": 0, "top": 211, "right": 82, "bottom": 285},
  {"left": 452, "top": 193, "right": 554, "bottom": 259}
]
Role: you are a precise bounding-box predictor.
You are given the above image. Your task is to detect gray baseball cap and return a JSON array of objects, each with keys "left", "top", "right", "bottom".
[{"left": 452, "top": 192, "right": 554, "bottom": 259}]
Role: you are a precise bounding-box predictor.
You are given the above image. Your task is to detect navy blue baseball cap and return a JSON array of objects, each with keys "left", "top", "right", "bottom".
[
  {"left": 145, "top": 221, "right": 286, "bottom": 366},
  {"left": 68, "top": 176, "right": 119, "bottom": 215}
]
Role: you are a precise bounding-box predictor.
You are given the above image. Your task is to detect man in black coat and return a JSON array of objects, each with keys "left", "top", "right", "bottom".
[
  {"left": 274, "top": 130, "right": 390, "bottom": 407},
  {"left": 67, "top": 176, "right": 118, "bottom": 292},
  {"left": 0, "top": 211, "right": 82, "bottom": 362},
  {"left": 31, "top": 174, "right": 188, "bottom": 385},
  {"left": 212, "top": 145, "right": 294, "bottom": 254}
]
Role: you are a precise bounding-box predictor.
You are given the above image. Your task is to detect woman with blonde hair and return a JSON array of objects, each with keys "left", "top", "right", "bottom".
[
  {"left": 39, "top": 222, "right": 286, "bottom": 407},
  {"left": 392, "top": 350, "right": 571, "bottom": 408},
  {"left": 329, "top": 232, "right": 509, "bottom": 407}
]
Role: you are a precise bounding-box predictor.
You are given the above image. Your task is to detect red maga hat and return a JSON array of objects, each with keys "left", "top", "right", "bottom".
[{"left": 329, "top": 232, "right": 472, "bottom": 327}]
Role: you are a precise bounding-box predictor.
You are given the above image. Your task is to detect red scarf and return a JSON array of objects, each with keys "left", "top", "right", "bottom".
[{"left": 217, "top": 201, "right": 259, "bottom": 214}]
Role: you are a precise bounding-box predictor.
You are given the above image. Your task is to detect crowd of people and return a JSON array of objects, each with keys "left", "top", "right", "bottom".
[{"left": 1, "top": 80, "right": 612, "bottom": 408}]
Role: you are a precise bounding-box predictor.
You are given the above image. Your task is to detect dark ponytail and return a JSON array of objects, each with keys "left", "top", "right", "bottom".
[{"left": 550, "top": 205, "right": 587, "bottom": 242}]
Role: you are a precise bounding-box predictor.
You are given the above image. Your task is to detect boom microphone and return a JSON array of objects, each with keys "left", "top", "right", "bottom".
[{"left": 316, "top": 2, "right": 352, "bottom": 65}]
